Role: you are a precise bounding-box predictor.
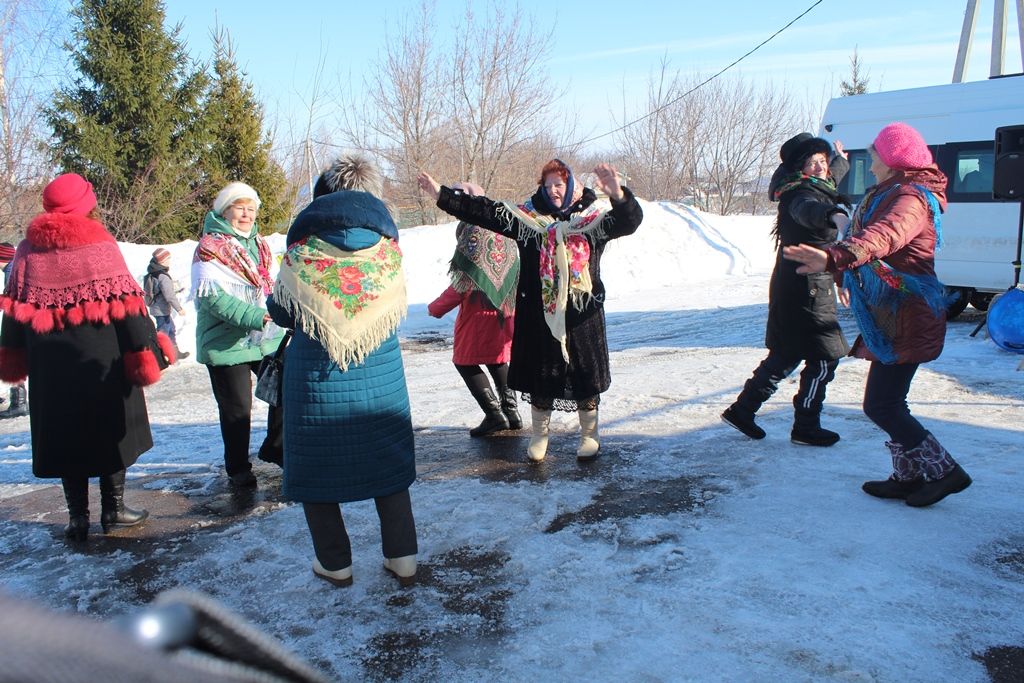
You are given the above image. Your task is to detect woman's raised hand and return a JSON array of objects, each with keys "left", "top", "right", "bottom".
[
  {"left": 593, "top": 163, "right": 625, "bottom": 202},
  {"left": 416, "top": 172, "right": 441, "bottom": 201}
]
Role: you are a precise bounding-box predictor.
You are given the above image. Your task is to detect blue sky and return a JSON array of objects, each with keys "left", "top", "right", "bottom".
[{"left": 162, "top": 0, "right": 1022, "bottom": 151}]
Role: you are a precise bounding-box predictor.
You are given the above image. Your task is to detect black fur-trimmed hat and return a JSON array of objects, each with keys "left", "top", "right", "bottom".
[{"left": 780, "top": 133, "right": 832, "bottom": 172}]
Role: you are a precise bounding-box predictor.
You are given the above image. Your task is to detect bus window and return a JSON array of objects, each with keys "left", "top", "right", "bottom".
[
  {"left": 952, "top": 149, "right": 994, "bottom": 194},
  {"left": 939, "top": 141, "right": 996, "bottom": 202},
  {"left": 837, "top": 149, "right": 870, "bottom": 201}
]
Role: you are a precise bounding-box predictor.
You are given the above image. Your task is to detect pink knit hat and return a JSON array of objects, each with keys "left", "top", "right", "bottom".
[
  {"left": 42, "top": 173, "right": 97, "bottom": 216},
  {"left": 872, "top": 122, "right": 932, "bottom": 170}
]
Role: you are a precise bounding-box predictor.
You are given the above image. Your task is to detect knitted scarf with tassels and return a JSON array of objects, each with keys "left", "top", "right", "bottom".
[{"left": 0, "top": 212, "right": 148, "bottom": 333}]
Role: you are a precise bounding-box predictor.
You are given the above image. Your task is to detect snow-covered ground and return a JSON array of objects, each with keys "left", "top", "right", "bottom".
[{"left": 1, "top": 200, "right": 1022, "bottom": 682}]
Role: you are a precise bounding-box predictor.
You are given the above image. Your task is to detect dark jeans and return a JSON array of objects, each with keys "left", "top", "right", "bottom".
[
  {"left": 863, "top": 361, "right": 928, "bottom": 449},
  {"left": 206, "top": 361, "right": 283, "bottom": 476},
  {"left": 302, "top": 489, "right": 418, "bottom": 571},
  {"left": 736, "top": 350, "right": 839, "bottom": 416},
  {"left": 154, "top": 315, "right": 177, "bottom": 347}
]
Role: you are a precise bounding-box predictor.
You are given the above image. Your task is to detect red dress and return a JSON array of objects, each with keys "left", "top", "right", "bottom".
[{"left": 428, "top": 286, "right": 513, "bottom": 365}]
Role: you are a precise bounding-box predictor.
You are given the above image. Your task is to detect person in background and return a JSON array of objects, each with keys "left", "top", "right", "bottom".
[
  {"left": 192, "top": 181, "right": 284, "bottom": 488},
  {"left": 0, "top": 173, "right": 174, "bottom": 541},
  {"left": 0, "top": 241, "right": 27, "bottom": 418},
  {"left": 722, "top": 133, "right": 851, "bottom": 446},
  {"left": 418, "top": 160, "right": 643, "bottom": 464},
  {"left": 428, "top": 180, "right": 521, "bottom": 437},
  {"left": 145, "top": 247, "right": 189, "bottom": 361},
  {"left": 784, "top": 121, "right": 972, "bottom": 508},
  {"left": 267, "top": 154, "right": 418, "bottom": 588}
]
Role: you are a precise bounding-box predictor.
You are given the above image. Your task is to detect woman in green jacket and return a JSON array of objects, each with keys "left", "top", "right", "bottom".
[{"left": 192, "top": 182, "right": 284, "bottom": 488}]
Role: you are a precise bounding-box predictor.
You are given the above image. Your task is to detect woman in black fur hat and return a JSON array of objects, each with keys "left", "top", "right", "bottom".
[{"left": 722, "top": 133, "right": 852, "bottom": 446}]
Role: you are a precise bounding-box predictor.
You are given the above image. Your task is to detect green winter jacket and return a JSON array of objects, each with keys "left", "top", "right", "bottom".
[{"left": 193, "top": 211, "right": 283, "bottom": 366}]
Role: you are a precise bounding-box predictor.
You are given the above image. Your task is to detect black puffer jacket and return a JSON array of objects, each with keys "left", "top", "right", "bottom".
[{"left": 765, "top": 168, "right": 851, "bottom": 360}]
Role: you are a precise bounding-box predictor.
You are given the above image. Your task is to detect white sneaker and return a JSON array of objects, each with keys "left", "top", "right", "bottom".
[
  {"left": 383, "top": 555, "right": 417, "bottom": 586},
  {"left": 312, "top": 558, "right": 352, "bottom": 587}
]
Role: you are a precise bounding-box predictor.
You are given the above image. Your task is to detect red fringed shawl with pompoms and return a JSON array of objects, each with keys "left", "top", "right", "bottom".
[{"left": 0, "top": 212, "right": 148, "bottom": 333}]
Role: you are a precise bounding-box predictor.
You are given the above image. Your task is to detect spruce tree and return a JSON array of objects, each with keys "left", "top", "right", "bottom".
[
  {"left": 47, "top": 0, "right": 209, "bottom": 242},
  {"left": 839, "top": 47, "right": 870, "bottom": 97},
  {"left": 202, "top": 28, "right": 289, "bottom": 234}
]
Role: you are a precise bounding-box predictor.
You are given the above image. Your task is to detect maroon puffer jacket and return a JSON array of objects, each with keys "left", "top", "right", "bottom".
[{"left": 825, "top": 165, "right": 949, "bottom": 364}]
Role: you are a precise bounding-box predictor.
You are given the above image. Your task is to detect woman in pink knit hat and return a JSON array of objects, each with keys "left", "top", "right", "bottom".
[{"left": 784, "top": 122, "right": 972, "bottom": 508}]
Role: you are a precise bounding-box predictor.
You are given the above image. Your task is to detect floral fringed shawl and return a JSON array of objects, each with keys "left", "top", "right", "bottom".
[
  {"left": 496, "top": 198, "right": 611, "bottom": 361},
  {"left": 273, "top": 234, "right": 406, "bottom": 371},
  {"left": 191, "top": 212, "right": 274, "bottom": 305},
  {"left": 449, "top": 222, "right": 519, "bottom": 317}
]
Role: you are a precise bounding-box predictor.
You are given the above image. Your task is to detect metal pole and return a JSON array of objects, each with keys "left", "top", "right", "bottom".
[
  {"left": 954, "top": 0, "right": 980, "bottom": 82},
  {"left": 1017, "top": 0, "right": 1024, "bottom": 70},
  {"left": 992, "top": 0, "right": 1008, "bottom": 76}
]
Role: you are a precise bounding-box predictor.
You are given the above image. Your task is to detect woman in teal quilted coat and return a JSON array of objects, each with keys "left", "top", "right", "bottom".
[
  {"left": 192, "top": 182, "right": 284, "bottom": 488},
  {"left": 267, "top": 154, "right": 417, "bottom": 588}
]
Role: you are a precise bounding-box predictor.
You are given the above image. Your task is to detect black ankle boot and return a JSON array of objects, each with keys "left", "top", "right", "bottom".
[
  {"left": 61, "top": 477, "right": 89, "bottom": 542},
  {"left": 791, "top": 425, "right": 840, "bottom": 447},
  {"left": 499, "top": 387, "right": 523, "bottom": 430},
  {"left": 791, "top": 409, "right": 839, "bottom": 447},
  {"left": 99, "top": 469, "right": 149, "bottom": 533},
  {"left": 862, "top": 476, "right": 925, "bottom": 499},
  {"left": 721, "top": 404, "right": 765, "bottom": 440},
  {"left": 905, "top": 463, "right": 972, "bottom": 508}
]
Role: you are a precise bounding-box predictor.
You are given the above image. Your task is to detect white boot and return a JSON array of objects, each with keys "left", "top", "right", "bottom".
[
  {"left": 577, "top": 408, "right": 600, "bottom": 460},
  {"left": 527, "top": 406, "right": 551, "bottom": 462},
  {"left": 383, "top": 554, "right": 417, "bottom": 587}
]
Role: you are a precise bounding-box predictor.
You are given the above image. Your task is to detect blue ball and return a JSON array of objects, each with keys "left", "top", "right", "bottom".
[{"left": 987, "top": 287, "right": 1024, "bottom": 353}]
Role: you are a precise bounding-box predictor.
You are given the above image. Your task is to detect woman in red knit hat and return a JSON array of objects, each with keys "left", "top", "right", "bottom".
[
  {"left": 0, "top": 173, "right": 175, "bottom": 540},
  {"left": 784, "top": 122, "right": 972, "bottom": 508}
]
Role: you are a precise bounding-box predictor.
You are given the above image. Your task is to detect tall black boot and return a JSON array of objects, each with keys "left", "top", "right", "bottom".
[
  {"left": 458, "top": 366, "right": 510, "bottom": 437},
  {"left": 791, "top": 408, "right": 840, "bottom": 447},
  {"left": 0, "top": 384, "right": 28, "bottom": 419},
  {"left": 99, "top": 469, "right": 149, "bottom": 533},
  {"left": 499, "top": 387, "right": 523, "bottom": 430},
  {"left": 468, "top": 385, "right": 510, "bottom": 437},
  {"left": 61, "top": 477, "right": 89, "bottom": 542}
]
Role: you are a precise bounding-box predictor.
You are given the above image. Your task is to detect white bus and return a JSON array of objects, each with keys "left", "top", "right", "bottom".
[{"left": 819, "top": 74, "right": 1024, "bottom": 315}]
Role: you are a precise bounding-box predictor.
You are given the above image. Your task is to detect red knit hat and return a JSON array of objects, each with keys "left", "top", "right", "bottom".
[
  {"left": 872, "top": 122, "right": 932, "bottom": 170},
  {"left": 152, "top": 247, "right": 171, "bottom": 264},
  {"left": 42, "top": 173, "right": 97, "bottom": 216}
]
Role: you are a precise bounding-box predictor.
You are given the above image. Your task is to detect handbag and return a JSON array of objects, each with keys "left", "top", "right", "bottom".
[{"left": 254, "top": 331, "right": 292, "bottom": 406}]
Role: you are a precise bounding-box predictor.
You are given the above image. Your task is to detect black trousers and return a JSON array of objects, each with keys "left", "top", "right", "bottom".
[
  {"left": 456, "top": 363, "right": 508, "bottom": 392},
  {"left": 736, "top": 350, "right": 839, "bottom": 416},
  {"left": 862, "top": 361, "right": 928, "bottom": 449},
  {"left": 302, "top": 489, "right": 417, "bottom": 571},
  {"left": 206, "top": 361, "right": 283, "bottom": 476}
]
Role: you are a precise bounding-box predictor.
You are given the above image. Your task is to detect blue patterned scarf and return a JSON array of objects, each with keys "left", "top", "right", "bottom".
[{"left": 843, "top": 184, "right": 952, "bottom": 363}]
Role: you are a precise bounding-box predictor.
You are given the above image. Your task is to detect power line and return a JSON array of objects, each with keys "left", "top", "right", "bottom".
[{"left": 555, "top": 0, "right": 825, "bottom": 151}]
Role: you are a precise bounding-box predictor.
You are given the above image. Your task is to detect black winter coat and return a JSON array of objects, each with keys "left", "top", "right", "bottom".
[
  {"left": 0, "top": 213, "right": 159, "bottom": 478},
  {"left": 3, "top": 319, "right": 156, "bottom": 477},
  {"left": 765, "top": 170, "right": 851, "bottom": 360},
  {"left": 437, "top": 185, "right": 643, "bottom": 408}
]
